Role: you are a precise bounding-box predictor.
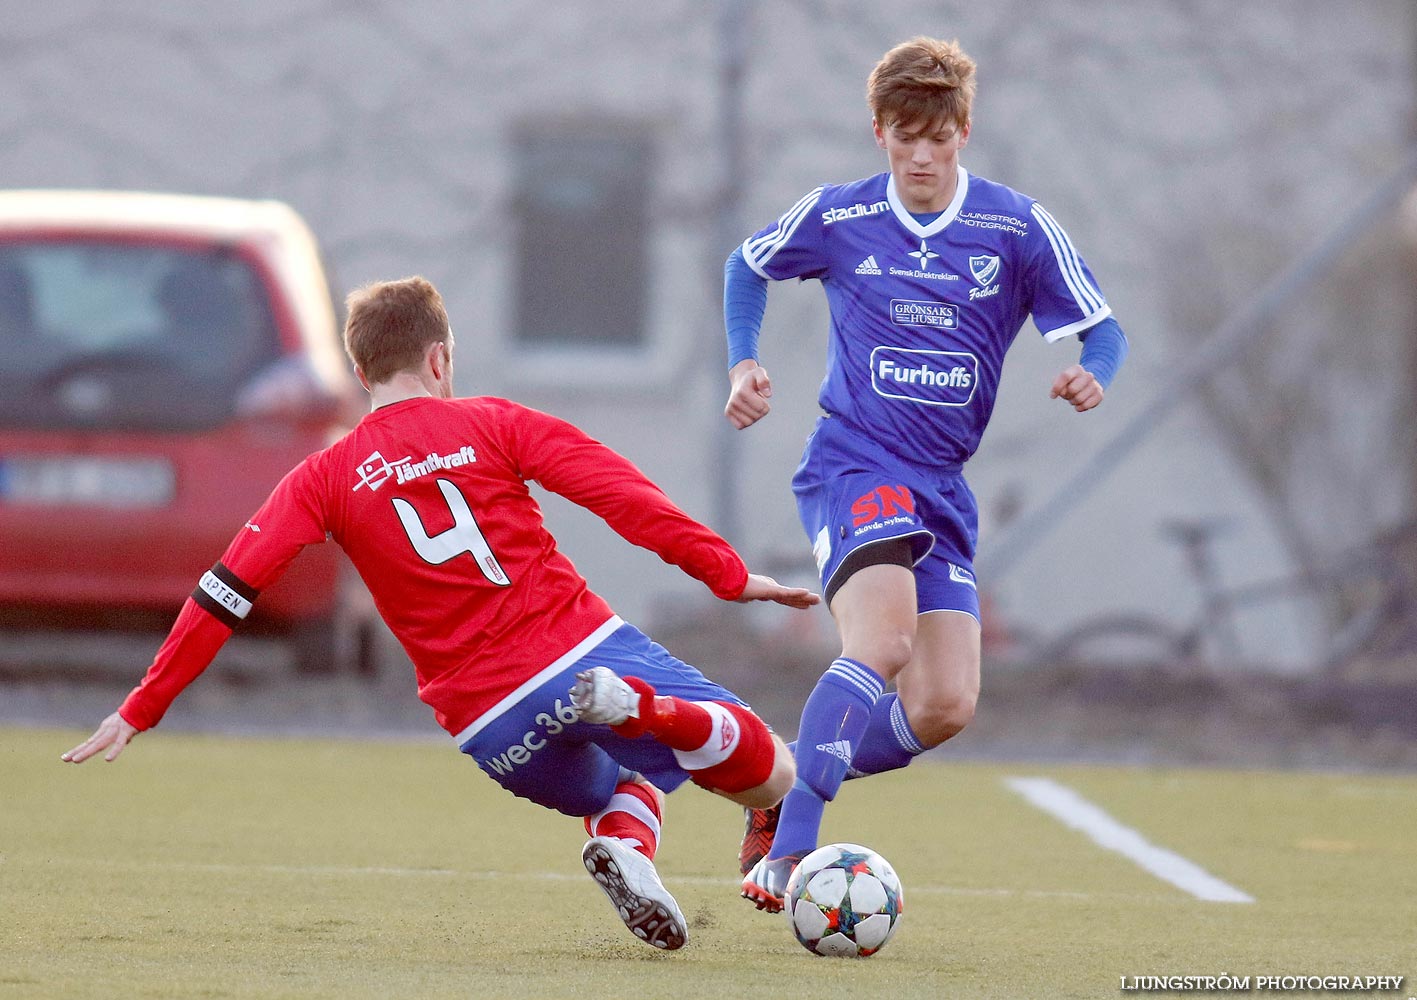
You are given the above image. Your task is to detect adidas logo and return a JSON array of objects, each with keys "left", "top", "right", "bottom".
[
  {"left": 815, "top": 739, "right": 854, "bottom": 764},
  {"left": 855, "top": 255, "right": 882, "bottom": 275}
]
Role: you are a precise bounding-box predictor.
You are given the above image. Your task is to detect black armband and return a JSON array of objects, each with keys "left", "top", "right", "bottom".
[{"left": 191, "top": 561, "right": 260, "bottom": 629}]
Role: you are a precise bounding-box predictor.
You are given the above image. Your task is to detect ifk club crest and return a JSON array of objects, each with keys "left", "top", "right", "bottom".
[{"left": 968, "top": 254, "right": 1000, "bottom": 286}]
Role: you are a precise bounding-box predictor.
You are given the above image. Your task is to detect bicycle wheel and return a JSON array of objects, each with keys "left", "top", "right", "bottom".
[{"left": 1039, "top": 613, "right": 1196, "bottom": 669}]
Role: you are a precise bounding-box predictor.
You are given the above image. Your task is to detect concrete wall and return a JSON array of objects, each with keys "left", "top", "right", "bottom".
[{"left": 3, "top": 0, "right": 1412, "bottom": 669}]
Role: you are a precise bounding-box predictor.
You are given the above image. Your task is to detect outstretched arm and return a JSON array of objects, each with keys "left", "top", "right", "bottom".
[
  {"left": 508, "top": 404, "right": 820, "bottom": 605},
  {"left": 59, "top": 461, "right": 328, "bottom": 763},
  {"left": 736, "top": 572, "right": 820, "bottom": 609},
  {"left": 59, "top": 593, "right": 244, "bottom": 764}
]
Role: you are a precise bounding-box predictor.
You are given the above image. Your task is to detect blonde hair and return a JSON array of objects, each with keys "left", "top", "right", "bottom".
[
  {"left": 867, "top": 36, "right": 976, "bottom": 131},
  {"left": 343, "top": 276, "right": 450, "bottom": 384}
]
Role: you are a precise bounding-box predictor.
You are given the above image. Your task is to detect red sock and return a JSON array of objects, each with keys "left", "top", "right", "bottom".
[
  {"left": 611, "top": 678, "right": 777, "bottom": 795},
  {"left": 610, "top": 676, "right": 711, "bottom": 745},
  {"left": 686, "top": 702, "right": 777, "bottom": 794},
  {"left": 583, "top": 779, "right": 662, "bottom": 860}
]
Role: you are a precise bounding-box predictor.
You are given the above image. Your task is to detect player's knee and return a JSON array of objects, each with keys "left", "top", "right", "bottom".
[
  {"left": 517, "top": 765, "right": 619, "bottom": 818},
  {"left": 758, "top": 738, "right": 796, "bottom": 803},
  {"left": 551, "top": 785, "right": 615, "bottom": 818},
  {"left": 716, "top": 737, "right": 795, "bottom": 809},
  {"left": 736, "top": 765, "right": 793, "bottom": 809},
  {"left": 908, "top": 688, "right": 978, "bottom": 748},
  {"left": 878, "top": 629, "right": 916, "bottom": 676},
  {"left": 843, "top": 627, "right": 913, "bottom": 678}
]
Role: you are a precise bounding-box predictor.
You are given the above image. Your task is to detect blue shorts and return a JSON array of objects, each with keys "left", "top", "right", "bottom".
[
  {"left": 792, "top": 414, "right": 981, "bottom": 620},
  {"left": 455, "top": 617, "right": 746, "bottom": 817}
]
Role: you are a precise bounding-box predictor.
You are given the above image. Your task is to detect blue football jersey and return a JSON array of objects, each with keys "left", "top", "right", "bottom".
[{"left": 742, "top": 167, "right": 1110, "bottom": 467}]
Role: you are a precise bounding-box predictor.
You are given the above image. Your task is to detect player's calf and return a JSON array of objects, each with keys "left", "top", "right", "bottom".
[{"left": 584, "top": 776, "right": 662, "bottom": 859}]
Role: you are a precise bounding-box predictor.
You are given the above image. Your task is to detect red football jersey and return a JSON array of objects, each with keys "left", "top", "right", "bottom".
[{"left": 119, "top": 396, "right": 748, "bottom": 735}]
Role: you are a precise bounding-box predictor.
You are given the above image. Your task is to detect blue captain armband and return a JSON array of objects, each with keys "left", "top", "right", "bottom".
[
  {"left": 1078, "top": 316, "right": 1129, "bottom": 390},
  {"left": 724, "top": 246, "right": 769, "bottom": 368}
]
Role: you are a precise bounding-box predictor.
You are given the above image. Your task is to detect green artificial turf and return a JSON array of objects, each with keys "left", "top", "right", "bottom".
[{"left": 3, "top": 727, "right": 1414, "bottom": 999}]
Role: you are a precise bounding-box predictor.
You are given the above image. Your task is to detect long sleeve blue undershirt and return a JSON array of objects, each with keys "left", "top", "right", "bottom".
[
  {"left": 724, "top": 245, "right": 1128, "bottom": 389},
  {"left": 724, "top": 247, "right": 767, "bottom": 369},
  {"left": 1076, "top": 315, "right": 1128, "bottom": 389}
]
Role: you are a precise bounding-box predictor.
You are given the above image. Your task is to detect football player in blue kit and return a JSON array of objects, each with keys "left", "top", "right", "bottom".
[{"left": 725, "top": 36, "right": 1130, "bottom": 910}]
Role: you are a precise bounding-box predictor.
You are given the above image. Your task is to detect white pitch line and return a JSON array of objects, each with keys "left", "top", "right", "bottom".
[{"left": 1005, "top": 776, "right": 1254, "bottom": 904}]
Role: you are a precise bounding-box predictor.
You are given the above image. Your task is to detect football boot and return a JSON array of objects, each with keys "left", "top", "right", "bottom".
[
  {"left": 570, "top": 666, "right": 640, "bottom": 725},
  {"left": 740, "top": 851, "right": 804, "bottom": 913},
  {"left": 583, "top": 836, "right": 688, "bottom": 950},
  {"left": 738, "top": 800, "right": 781, "bottom": 876}
]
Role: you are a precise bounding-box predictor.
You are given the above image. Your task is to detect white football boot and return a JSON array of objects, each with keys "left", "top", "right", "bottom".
[
  {"left": 582, "top": 835, "right": 688, "bottom": 950},
  {"left": 570, "top": 666, "right": 641, "bottom": 725}
]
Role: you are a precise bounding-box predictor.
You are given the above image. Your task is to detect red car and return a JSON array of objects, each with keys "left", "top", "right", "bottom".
[{"left": 0, "top": 190, "right": 370, "bottom": 672}]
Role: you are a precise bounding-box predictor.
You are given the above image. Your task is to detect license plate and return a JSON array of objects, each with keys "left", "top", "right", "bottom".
[{"left": 0, "top": 455, "right": 175, "bottom": 508}]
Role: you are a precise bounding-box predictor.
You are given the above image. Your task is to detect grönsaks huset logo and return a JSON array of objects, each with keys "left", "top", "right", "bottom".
[
  {"left": 870, "top": 345, "right": 979, "bottom": 408},
  {"left": 890, "top": 299, "right": 957, "bottom": 330}
]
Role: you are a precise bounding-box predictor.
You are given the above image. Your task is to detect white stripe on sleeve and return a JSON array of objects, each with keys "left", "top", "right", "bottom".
[
  {"left": 1031, "top": 204, "right": 1105, "bottom": 314},
  {"left": 742, "top": 186, "right": 824, "bottom": 273}
]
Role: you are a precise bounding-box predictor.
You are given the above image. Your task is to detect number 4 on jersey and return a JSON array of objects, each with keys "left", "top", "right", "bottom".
[{"left": 392, "top": 478, "right": 511, "bottom": 586}]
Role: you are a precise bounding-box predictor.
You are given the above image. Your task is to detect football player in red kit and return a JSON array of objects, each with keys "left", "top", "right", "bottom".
[{"left": 63, "top": 276, "right": 817, "bottom": 952}]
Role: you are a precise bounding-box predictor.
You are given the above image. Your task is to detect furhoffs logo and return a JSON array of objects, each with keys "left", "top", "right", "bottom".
[{"left": 870, "top": 346, "right": 979, "bottom": 408}]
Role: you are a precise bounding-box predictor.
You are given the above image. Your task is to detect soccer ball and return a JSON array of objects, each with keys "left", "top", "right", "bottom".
[{"left": 784, "top": 843, "right": 904, "bottom": 957}]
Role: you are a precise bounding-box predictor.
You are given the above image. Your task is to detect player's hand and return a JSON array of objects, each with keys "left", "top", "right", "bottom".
[
  {"left": 61, "top": 711, "right": 139, "bottom": 764},
  {"left": 725, "top": 360, "right": 773, "bottom": 429},
  {"left": 1049, "top": 364, "right": 1104, "bottom": 412},
  {"left": 736, "top": 573, "right": 821, "bottom": 609}
]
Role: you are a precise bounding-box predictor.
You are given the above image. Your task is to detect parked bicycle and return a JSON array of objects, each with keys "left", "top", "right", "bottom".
[{"left": 1031, "top": 517, "right": 1417, "bottom": 674}]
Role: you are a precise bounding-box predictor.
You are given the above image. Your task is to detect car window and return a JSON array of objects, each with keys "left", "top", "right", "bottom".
[{"left": 0, "top": 241, "right": 283, "bottom": 431}]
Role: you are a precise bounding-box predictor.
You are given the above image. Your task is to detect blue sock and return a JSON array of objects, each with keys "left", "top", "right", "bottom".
[
  {"left": 784, "top": 695, "right": 925, "bottom": 779},
  {"left": 842, "top": 693, "right": 926, "bottom": 777},
  {"left": 768, "top": 657, "right": 883, "bottom": 860}
]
